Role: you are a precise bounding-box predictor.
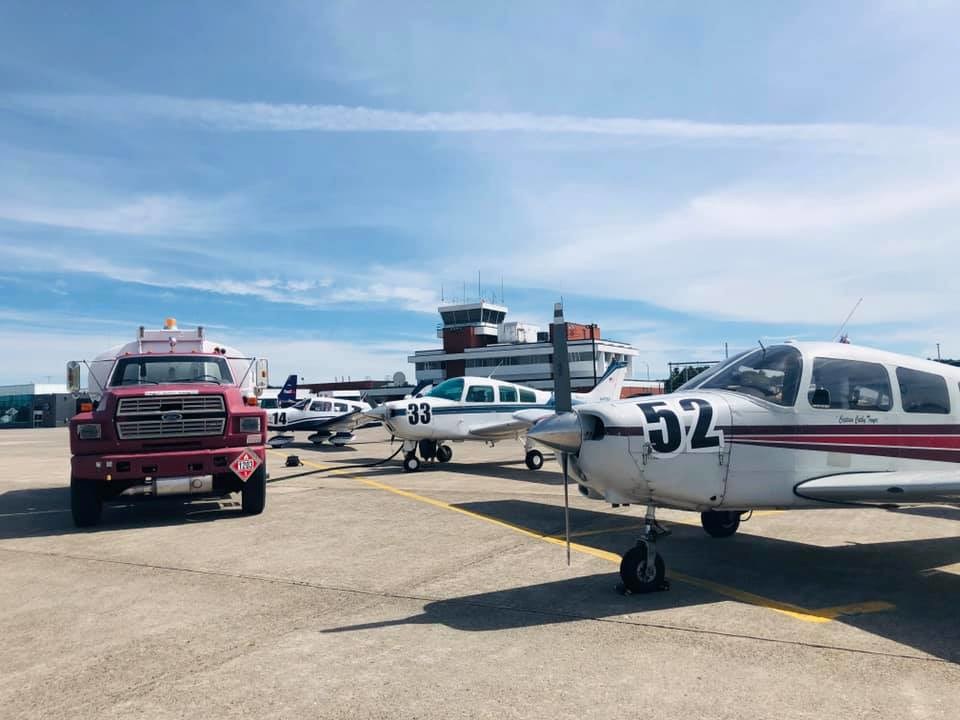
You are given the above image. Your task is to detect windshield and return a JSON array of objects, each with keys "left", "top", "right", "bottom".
[
  {"left": 699, "top": 346, "right": 803, "bottom": 406},
  {"left": 426, "top": 378, "right": 464, "bottom": 401},
  {"left": 110, "top": 356, "right": 234, "bottom": 386},
  {"left": 676, "top": 351, "right": 749, "bottom": 391}
]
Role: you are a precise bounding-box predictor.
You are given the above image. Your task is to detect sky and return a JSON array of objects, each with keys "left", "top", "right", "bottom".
[{"left": 1, "top": 1, "right": 959, "bottom": 385}]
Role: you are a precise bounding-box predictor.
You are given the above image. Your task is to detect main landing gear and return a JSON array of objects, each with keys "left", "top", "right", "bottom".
[
  {"left": 402, "top": 439, "right": 453, "bottom": 472},
  {"left": 524, "top": 449, "right": 544, "bottom": 470},
  {"left": 700, "top": 510, "right": 741, "bottom": 538}
]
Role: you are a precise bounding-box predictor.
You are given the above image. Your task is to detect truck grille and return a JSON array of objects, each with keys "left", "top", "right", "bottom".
[
  {"left": 117, "top": 396, "right": 225, "bottom": 416},
  {"left": 115, "top": 395, "right": 226, "bottom": 440},
  {"left": 116, "top": 417, "right": 226, "bottom": 440}
]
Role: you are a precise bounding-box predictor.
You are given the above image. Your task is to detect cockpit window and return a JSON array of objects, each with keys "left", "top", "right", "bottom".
[
  {"left": 426, "top": 378, "right": 464, "bottom": 402},
  {"left": 676, "top": 351, "right": 750, "bottom": 391},
  {"left": 700, "top": 346, "right": 803, "bottom": 406},
  {"left": 465, "top": 385, "right": 495, "bottom": 402}
]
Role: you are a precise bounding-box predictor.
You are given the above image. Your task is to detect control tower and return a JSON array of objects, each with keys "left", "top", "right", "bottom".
[{"left": 437, "top": 301, "right": 507, "bottom": 376}]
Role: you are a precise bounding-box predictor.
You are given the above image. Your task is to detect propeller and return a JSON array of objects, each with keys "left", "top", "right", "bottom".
[{"left": 528, "top": 412, "right": 583, "bottom": 566}]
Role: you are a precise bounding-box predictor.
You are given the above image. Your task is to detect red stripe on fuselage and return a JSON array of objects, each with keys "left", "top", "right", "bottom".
[{"left": 732, "top": 434, "right": 960, "bottom": 449}]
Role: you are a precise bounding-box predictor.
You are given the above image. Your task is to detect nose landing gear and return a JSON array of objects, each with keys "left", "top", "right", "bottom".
[
  {"left": 401, "top": 439, "right": 453, "bottom": 472},
  {"left": 618, "top": 506, "right": 670, "bottom": 594}
]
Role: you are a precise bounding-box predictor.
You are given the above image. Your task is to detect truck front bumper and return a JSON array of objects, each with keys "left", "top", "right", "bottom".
[{"left": 72, "top": 446, "right": 266, "bottom": 483}]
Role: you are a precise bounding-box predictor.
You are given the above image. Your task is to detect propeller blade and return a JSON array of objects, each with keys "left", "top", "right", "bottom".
[{"left": 562, "top": 452, "right": 571, "bottom": 565}]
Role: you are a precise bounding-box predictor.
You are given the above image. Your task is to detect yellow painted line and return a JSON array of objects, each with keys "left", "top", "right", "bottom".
[
  {"left": 551, "top": 523, "right": 649, "bottom": 540},
  {"left": 271, "top": 452, "right": 893, "bottom": 623}
]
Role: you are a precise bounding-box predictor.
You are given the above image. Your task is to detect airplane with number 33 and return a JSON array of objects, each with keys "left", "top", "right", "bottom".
[
  {"left": 526, "top": 341, "right": 960, "bottom": 594},
  {"left": 364, "top": 362, "right": 629, "bottom": 472}
]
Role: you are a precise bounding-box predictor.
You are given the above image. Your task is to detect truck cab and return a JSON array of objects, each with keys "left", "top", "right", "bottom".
[{"left": 66, "top": 319, "right": 269, "bottom": 527}]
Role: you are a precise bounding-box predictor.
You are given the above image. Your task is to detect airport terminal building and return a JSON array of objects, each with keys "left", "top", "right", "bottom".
[
  {"left": 0, "top": 383, "right": 74, "bottom": 429},
  {"left": 409, "top": 301, "right": 641, "bottom": 392}
]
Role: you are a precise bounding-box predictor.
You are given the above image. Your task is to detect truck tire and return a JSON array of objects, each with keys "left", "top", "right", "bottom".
[
  {"left": 71, "top": 476, "right": 102, "bottom": 527},
  {"left": 241, "top": 465, "right": 267, "bottom": 515}
]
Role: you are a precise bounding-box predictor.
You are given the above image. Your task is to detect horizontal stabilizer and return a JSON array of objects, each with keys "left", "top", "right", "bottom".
[{"left": 795, "top": 471, "right": 960, "bottom": 505}]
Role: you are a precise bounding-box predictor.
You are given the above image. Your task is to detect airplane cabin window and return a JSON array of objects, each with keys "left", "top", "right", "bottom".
[
  {"left": 519, "top": 388, "right": 537, "bottom": 403},
  {"left": 310, "top": 401, "right": 325, "bottom": 412},
  {"left": 499, "top": 386, "right": 518, "bottom": 403},
  {"left": 807, "top": 358, "right": 892, "bottom": 411},
  {"left": 466, "top": 385, "right": 495, "bottom": 402},
  {"left": 700, "top": 346, "right": 802, "bottom": 406},
  {"left": 334, "top": 403, "right": 348, "bottom": 412},
  {"left": 426, "top": 378, "right": 465, "bottom": 402},
  {"left": 897, "top": 367, "right": 950, "bottom": 414}
]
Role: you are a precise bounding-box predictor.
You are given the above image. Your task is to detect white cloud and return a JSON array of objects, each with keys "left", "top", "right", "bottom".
[
  {"left": 0, "top": 193, "right": 234, "bottom": 236},
  {"left": 0, "top": 244, "right": 439, "bottom": 314},
  {"left": 4, "top": 93, "right": 958, "bottom": 152}
]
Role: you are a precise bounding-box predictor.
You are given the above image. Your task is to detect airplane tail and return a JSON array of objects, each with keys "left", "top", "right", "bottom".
[
  {"left": 575, "top": 361, "right": 629, "bottom": 403},
  {"left": 278, "top": 374, "right": 298, "bottom": 407}
]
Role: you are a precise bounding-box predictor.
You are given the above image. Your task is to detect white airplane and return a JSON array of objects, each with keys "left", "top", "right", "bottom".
[
  {"left": 528, "top": 341, "right": 960, "bottom": 593},
  {"left": 267, "top": 394, "right": 378, "bottom": 447},
  {"left": 0, "top": 408, "right": 18, "bottom": 424},
  {"left": 365, "top": 362, "right": 629, "bottom": 472}
]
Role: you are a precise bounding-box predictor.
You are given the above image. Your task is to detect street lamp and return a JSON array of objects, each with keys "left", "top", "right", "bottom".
[{"left": 639, "top": 361, "right": 650, "bottom": 380}]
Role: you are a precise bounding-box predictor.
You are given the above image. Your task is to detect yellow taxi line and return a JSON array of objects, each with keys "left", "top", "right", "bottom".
[{"left": 269, "top": 451, "right": 893, "bottom": 623}]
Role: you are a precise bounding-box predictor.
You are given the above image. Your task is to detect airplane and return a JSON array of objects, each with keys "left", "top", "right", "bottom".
[
  {"left": 0, "top": 408, "right": 18, "bottom": 424},
  {"left": 265, "top": 374, "right": 381, "bottom": 447},
  {"left": 364, "top": 361, "right": 629, "bottom": 472},
  {"left": 266, "top": 394, "right": 378, "bottom": 448},
  {"left": 526, "top": 341, "right": 960, "bottom": 594},
  {"left": 258, "top": 374, "right": 300, "bottom": 410}
]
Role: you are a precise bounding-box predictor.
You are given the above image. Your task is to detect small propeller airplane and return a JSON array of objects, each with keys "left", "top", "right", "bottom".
[
  {"left": 527, "top": 341, "right": 960, "bottom": 594},
  {"left": 266, "top": 375, "right": 378, "bottom": 448},
  {"left": 364, "top": 361, "right": 628, "bottom": 472}
]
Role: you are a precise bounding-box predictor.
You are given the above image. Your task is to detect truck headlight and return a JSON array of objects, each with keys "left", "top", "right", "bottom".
[
  {"left": 77, "top": 423, "right": 102, "bottom": 440},
  {"left": 239, "top": 416, "right": 261, "bottom": 433}
]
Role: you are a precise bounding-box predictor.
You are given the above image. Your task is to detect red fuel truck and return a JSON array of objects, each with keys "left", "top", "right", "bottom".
[{"left": 66, "top": 319, "right": 269, "bottom": 527}]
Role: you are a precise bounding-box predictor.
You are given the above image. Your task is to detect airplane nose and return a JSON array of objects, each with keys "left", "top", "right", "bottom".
[
  {"left": 527, "top": 412, "right": 582, "bottom": 453},
  {"left": 364, "top": 405, "right": 387, "bottom": 420}
]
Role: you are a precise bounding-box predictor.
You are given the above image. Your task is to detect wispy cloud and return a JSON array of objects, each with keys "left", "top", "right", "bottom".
[
  {"left": 5, "top": 93, "right": 959, "bottom": 151},
  {"left": 0, "top": 244, "right": 439, "bottom": 314}
]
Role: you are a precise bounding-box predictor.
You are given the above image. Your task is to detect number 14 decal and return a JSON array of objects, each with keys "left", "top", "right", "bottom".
[{"left": 636, "top": 398, "right": 723, "bottom": 455}]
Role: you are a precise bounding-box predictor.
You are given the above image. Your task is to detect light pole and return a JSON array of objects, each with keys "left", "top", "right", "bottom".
[{"left": 639, "top": 361, "right": 650, "bottom": 380}]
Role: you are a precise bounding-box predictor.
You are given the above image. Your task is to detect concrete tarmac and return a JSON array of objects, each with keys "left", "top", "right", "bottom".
[{"left": 0, "top": 427, "right": 958, "bottom": 719}]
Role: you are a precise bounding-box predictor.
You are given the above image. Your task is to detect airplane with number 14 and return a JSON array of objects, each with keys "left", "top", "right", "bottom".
[
  {"left": 364, "top": 361, "right": 628, "bottom": 472},
  {"left": 526, "top": 341, "right": 960, "bottom": 594}
]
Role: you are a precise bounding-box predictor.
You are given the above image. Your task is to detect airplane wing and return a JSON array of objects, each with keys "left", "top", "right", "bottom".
[
  {"left": 795, "top": 471, "right": 960, "bottom": 505},
  {"left": 467, "top": 409, "right": 557, "bottom": 439}
]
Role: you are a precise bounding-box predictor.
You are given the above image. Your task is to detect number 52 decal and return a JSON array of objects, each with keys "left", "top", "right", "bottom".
[
  {"left": 636, "top": 398, "right": 722, "bottom": 456},
  {"left": 407, "top": 402, "right": 431, "bottom": 425}
]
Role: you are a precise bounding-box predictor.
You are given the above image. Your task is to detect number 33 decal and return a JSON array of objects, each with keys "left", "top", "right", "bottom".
[
  {"left": 636, "top": 398, "right": 722, "bottom": 455},
  {"left": 407, "top": 402, "right": 431, "bottom": 425}
]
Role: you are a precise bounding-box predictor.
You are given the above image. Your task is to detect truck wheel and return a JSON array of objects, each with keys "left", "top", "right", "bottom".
[
  {"left": 71, "top": 476, "right": 102, "bottom": 527},
  {"left": 241, "top": 465, "right": 267, "bottom": 515}
]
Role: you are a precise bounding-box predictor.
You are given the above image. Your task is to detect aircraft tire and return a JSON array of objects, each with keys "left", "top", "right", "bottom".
[
  {"left": 700, "top": 510, "right": 741, "bottom": 538},
  {"left": 403, "top": 453, "right": 420, "bottom": 472},
  {"left": 71, "top": 476, "right": 102, "bottom": 528},
  {"left": 241, "top": 465, "right": 267, "bottom": 516},
  {"left": 619, "top": 544, "right": 665, "bottom": 593},
  {"left": 525, "top": 449, "right": 544, "bottom": 470},
  {"left": 436, "top": 445, "right": 453, "bottom": 463}
]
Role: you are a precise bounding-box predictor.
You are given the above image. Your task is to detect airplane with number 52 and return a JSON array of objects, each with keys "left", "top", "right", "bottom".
[
  {"left": 364, "top": 362, "right": 629, "bottom": 472},
  {"left": 526, "top": 341, "right": 960, "bottom": 594}
]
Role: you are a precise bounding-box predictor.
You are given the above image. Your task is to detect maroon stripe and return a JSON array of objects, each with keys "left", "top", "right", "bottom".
[
  {"left": 724, "top": 424, "right": 960, "bottom": 435},
  {"left": 731, "top": 439, "right": 960, "bottom": 463},
  {"left": 606, "top": 427, "right": 645, "bottom": 436}
]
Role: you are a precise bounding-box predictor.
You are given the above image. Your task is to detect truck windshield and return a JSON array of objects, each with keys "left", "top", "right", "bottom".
[{"left": 110, "top": 356, "right": 234, "bottom": 386}]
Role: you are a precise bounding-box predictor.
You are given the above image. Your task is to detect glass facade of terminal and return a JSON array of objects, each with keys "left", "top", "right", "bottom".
[
  {"left": 0, "top": 392, "right": 76, "bottom": 428},
  {"left": 0, "top": 393, "right": 33, "bottom": 428}
]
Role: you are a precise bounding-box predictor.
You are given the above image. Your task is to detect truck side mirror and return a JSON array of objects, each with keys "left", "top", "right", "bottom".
[
  {"left": 810, "top": 387, "right": 831, "bottom": 408},
  {"left": 66, "top": 361, "right": 82, "bottom": 394},
  {"left": 255, "top": 359, "right": 269, "bottom": 393}
]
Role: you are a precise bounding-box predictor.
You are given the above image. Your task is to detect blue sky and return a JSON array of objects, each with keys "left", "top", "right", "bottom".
[{"left": 1, "top": 1, "right": 958, "bottom": 384}]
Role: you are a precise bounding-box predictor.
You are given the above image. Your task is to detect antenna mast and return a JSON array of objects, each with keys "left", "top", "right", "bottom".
[{"left": 833, "top": 297, "right": 863, "bottom": 342}]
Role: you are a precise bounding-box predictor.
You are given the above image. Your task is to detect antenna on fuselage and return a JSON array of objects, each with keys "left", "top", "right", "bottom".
[
  {"left": 757, "top": 339, "right": 766, "bottom": 358},
  {"left": 487, "top": 359, "right": 505, "bottom": 379},
  {"left": 832, "top": 297, "right": 863, "bottom": 342}
]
